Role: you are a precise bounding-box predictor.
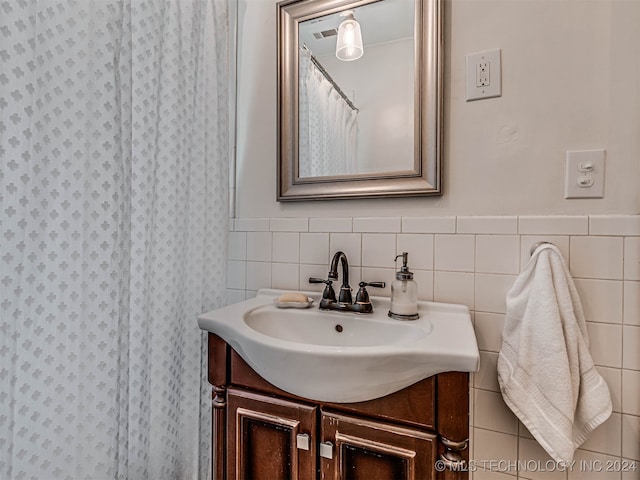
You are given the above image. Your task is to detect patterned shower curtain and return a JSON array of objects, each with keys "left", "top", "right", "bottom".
[{"left": 0, "top": 1, "right": 229, "bottom": 479}]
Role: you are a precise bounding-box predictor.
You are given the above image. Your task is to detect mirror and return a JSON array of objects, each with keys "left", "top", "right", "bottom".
[{"left": 277, "top": 0, "right": 442, "bottom": 201}]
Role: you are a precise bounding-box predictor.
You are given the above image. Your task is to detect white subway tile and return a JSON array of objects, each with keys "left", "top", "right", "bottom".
[
  {"left": 587, "top": 322, "right": 622, "bottom": 368},
  {"left": 590, "top": 215, "right": 640, "bottom": 236},
  {"left": 412, "top": 269, "right": 434, "bottom": 301},
  {"left": 621, "top": 414, "right": 640, "bottom": 460},
  {"left": 476, "top": 235, "right": 520, "bottom": 274},
  {"left": 272, "top": 232, "right": 300, "bottom": 263},
  {"left": 570, "top": 236, "right": 624, "bottom": 280},
  {"left": 475, "top": 274, "right": 516, "bottom": 314},
  {"left": 623, "top": 325, "right": 640, "bottom": 370},
  {"left": 353, "top": 216, "right": 401, "bottom": 233},
  {"left": 246, "top": 231, "right": 272, "bottom": 262},
  {"left": 474, "top": 351, "right": 499, "bottom": 392},
  {"left": 329, "top": 233, "right": 362, "bottom": 266},
  {"left": 246, "top": 261, "right": 271, "bottom": 291},
  {"left": 309, "top": 217, "right": 352, "bottom": 232},
  {"left": 235, "top": 217, "right": 270, "bottom": 231},
  {"left": 518, "top": 215, "right": 588, "bottom": 235},
  {"left": 300, "top": 233, "right": 329, "bottom": 265},
  {"left": 457, "top": 216, "right": 518, "bottom": 234},
  {"left": 569, "top": 450, "right": 622, "bottom": 480},
  {"left": 299, "top": 264, "right": 327, "bottom": 292},
  {"left": 271, "top": 262, "right": 299, "bottom": 290},
  {"left": 360, "top": 267, "right": 392, "bottom": 297},
  {"left": 624, "top": 237, "right": 640, "bottom": 281},
  {"left": 397, "top": 234, "right": 434, "bottom": 270},
  {"left": 597, "top": 366, "right": 622, "bottom": 413},
  {"left": 226, "top": 289, "right": 246, "bottom": 306},
  {"left": 474, "top": 389, "right": 518, "bottom": 435},
  {"left": 434, "top": 271, "right": 475, "bottom": 309},
  {"left": 622, "top": 369, "right": 640, "bottom": 416},
  {"left": 517, "top": 437, "right": 567, "bottom": 480},
  {"left": 520, "top": 236, "right": 570, "bottom": 271},
  {"left": 473, "top": 428, "right": 517, "bottom": 464},
  {"left": 434, "top": 234, "right": 475, "bottom": 272},
  {"left": 401, "top": 216, "right": 456, "bottom": 233},
  {"left": 362, "top": 234, "right": 396, "bottom": 268},
  {"left": 580, "top": 413, "right": 622, "bottom": 457},
  {"left": 228, "top": 231, "right": 247, "bottom": 260},
  {"left": 475, "top": 312, "right": 506, "bottom": 352},
  {"left": 270, "top": 217, "right": 308, "bottom": 232},
  {"left": 623, "top": 281, "right": 640, "bottom": 326},
  {"left": 227, "top": 260, "right": 246, "bottom": 289},
  {"left": 472, "top": 468, "right": 517, "bottom": 480},
  {"left": 574, "top": 279, "right": 623, "bottom": 324},
  {"left": 518, "top": 421, "right": 534, "bottom": 440}
]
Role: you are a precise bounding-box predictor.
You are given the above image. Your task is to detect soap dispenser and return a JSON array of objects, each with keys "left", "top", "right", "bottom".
[{"left": 388, "top": 252, "right": 419, "bottom": 320}]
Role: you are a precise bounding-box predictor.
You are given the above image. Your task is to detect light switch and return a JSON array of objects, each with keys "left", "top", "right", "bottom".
[{"left": 564, "top": 149, "right": 605, "bottom": 199}]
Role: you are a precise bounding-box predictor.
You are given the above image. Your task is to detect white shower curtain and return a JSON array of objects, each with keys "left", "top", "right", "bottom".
[
  {"left": 298, "top": 47, "right": 358, "bottom": 178},
  {"left": 0, "top": 1, "right": 229, "bottom": 479}
]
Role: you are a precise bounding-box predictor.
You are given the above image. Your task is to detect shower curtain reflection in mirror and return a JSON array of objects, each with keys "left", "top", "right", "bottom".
[{"left": 298, "top": 47, "right": 359, "bottom": 178}]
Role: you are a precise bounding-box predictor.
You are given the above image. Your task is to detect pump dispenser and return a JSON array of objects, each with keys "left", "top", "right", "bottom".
[{"left": 388, "top": 252, "right": 419, "bottom": 320}]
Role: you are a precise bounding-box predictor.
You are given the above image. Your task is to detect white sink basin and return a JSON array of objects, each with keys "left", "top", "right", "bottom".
[
  {"left": 198, "top": 289, "right": 479, "bottom": 403},
  {"left": 244, "top": 307, "right": 427, "bottom": 347}
]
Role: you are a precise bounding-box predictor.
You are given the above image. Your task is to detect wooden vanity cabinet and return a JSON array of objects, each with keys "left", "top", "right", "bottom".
[
  {"left": 227, "top": 388, "right": 317, "bottom": 480},
  {"left": 320, "top": 411, "right": 437, "bottom": 480},
  {"left": 208, "top": 334, "right": 469, "bottom": 480}
]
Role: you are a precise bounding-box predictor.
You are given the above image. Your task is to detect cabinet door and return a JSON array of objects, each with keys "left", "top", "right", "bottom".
[
  {"left": 320, "top": 411, "right": 437, "bottom": 480},
  {"left": 227, "top": 388, "right": 317, "bottom": 480}
]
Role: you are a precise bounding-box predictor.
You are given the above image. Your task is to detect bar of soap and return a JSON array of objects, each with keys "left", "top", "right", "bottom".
[{"left": 277, "top": 292, "right": 309, "bottom": 303}]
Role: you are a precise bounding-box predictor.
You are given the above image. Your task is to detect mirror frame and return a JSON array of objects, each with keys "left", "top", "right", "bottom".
[{"left": 277, "top": 0, "right": 443, "bottom": 201}]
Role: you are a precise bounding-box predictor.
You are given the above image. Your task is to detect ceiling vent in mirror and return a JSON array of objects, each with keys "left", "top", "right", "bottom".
[{"left": 313, "top": 29, "right": 338, "bottom": 39}]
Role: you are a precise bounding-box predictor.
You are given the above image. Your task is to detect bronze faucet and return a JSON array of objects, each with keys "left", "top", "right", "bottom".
[{"left": 309, "top": 251, "right": 385, "bottom": 313}]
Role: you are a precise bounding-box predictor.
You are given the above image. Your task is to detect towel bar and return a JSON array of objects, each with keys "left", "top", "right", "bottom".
[{"left": 530, "top": 241, "right": 554, "bottom": 256}]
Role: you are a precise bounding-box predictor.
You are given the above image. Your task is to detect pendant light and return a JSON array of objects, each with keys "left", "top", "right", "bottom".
[{"left": 335, "top": 11, "right": 363, "bottom": 61}]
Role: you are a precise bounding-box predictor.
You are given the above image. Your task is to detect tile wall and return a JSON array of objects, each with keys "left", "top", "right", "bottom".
[{"left": 226, "top": 214, "right": 640, "bottom": 480}]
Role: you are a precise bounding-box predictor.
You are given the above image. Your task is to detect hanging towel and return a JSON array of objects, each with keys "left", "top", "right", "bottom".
[{"left": 497, "top": 244, "right": 612, "bottom": 464}]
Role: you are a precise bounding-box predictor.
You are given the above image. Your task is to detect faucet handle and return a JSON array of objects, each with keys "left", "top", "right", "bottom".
[
  {"left": 355, "top": 281, "right": 386, "bottom": 305},
  {"left": 308, "top": 277, "right": 336, "bottom": 302}
]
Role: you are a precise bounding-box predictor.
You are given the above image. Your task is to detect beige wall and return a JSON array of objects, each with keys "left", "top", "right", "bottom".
[{"left": 235, "top": 0, "right": 640, "bottom": 218}]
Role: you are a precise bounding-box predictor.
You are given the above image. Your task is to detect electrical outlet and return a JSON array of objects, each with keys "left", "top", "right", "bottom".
[
  {"left": 476, "top": 62, "right": 490, "bottom": 87},
  {"left": 564, "top": 149, "right": 605, "bottom": 199},
  {"left": 466, "top": 49, "right": 501, "bottom": 101}
]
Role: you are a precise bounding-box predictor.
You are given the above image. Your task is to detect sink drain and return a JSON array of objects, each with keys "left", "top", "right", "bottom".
[{"left": 335, "top": 324, "right": 343, "bottom": 333}]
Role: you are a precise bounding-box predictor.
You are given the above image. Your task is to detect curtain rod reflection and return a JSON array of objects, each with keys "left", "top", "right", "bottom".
[{"left": 302, "top": 44, "right": 359, "bottom": 112}]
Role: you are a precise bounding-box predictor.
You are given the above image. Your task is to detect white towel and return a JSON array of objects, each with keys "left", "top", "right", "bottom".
[{"left": 497, "top": 244, "right": 612, "bottom": 464}]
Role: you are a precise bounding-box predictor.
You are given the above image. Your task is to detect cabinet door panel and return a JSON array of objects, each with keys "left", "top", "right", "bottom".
[
  {"left": 321, "top": 411, "right": 437, "bottom": 480},
  {"left": 227, "top": 388, "right": 317, "bottom": 480}
]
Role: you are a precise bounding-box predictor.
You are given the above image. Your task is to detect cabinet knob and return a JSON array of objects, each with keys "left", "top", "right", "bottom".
[
  {"left": 296, "top": 433, "right": 310, "bottom": 451},
  {"left": 319, "top": 441, "right": 334, "bottom": 459}
]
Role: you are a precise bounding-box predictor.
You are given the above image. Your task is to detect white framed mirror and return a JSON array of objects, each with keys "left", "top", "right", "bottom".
[{"left": 277, "top": 0, "right": 443, "bottom": 201}]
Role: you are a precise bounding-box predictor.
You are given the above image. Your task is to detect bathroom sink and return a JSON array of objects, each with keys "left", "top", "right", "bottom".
[
  {"left": 244, "top": 307, "right": 426, "bottom": 347},
  {"left": 198, "top": 289, "right": 479, "bottom": 403}
]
